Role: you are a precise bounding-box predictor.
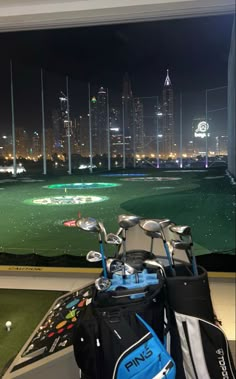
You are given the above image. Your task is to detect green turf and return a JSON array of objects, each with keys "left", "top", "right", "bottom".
[
  {"left": 0, "top": 289, "right": 64, "bottom": 374},
  {"left": 0, "top": 169, "right": 235, "bottom": 256}
]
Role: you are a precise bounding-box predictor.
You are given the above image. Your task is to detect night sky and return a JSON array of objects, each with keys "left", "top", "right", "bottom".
[{"left": 0, "top": 13, "right": 234, "bottom": 138}]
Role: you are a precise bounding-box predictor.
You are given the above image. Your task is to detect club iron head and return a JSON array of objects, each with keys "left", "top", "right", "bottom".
[
  {"left": 111, "top": 262, "right": 136, "bottom": 276},
  {"left": 86, "top": 251, "right": 102, "bottom": 262},
  {"left": 105, "top": 233, "right": 122, "bottom": 245},
  {"left": 106, "top": 258, "right": 123, "bottom": 274},
  {"left": 144, "top": 259, "right": 166, "bottom": 276},
  {"left": 95, "top": 277, "right": 111, "bottom": 291},
  {"left": 76, "top": 217, "right": 100, "bottom": 233}
]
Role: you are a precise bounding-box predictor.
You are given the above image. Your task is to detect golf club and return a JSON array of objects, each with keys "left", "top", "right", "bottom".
[
  {"left": 98, "top": 221, "right": 122, "bottom": 260},
  {"left": 139, "top": 218, "right": 176, "bottom": 275},
  {"left": 118, "top": 214, "right": 141, "bottom": 280},
  {"left": 142, "top": 229, "right": 162, "bottom": 255},
  {"left": 169, "top": 225, "right": 198, "bottom": 275},
  {"left": 76, "top": 217, "right": 108, "bottom": 278}
]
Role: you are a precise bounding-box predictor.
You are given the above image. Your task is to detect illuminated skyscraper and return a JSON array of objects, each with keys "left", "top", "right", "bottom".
[
  {"left": 15, "top": 128, "right": 29, "bottom": 158},
  {"left": 109, "top": 107, "right": 122, "bottom": 156},
  {"left": 91, "top": 87, "right": 108, "bottom": 156},
  {"left": 122, "top": 73, "right": 134, "bottom": 159},
  {"left": 162, "top": 69, "right": 174, "bottom": 157},
  {"left": 133, "top": 98, "right": 144, "bottom": 155},
  {"left": 32, "top": 131, "right": 41, "bottom": 159}
]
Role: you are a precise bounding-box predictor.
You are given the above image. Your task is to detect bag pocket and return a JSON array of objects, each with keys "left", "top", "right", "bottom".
[{"left": 73, "top": 304, "right": 101, "bottom": 379}]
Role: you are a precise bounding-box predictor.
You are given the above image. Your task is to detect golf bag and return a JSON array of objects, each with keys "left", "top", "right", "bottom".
[
  {"left": 73, "top": 270, "right": 176, "bottom": 379},
  {"left": 165, "top": 264, "right": 236, "bottom": 379}
]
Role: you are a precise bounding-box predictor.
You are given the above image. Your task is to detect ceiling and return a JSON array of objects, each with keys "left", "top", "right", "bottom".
[{"left": 0, "top": 0, "right": 235, "bottom": 32}]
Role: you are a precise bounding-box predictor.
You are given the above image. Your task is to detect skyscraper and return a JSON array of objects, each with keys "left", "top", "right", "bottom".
[
  {"left": 91, "top": 87, "right": 108, "bottom": 156},
  {"left": 133, "top": 98, "right": 144, "bottom": 155},
  {"left": 109, "top": 107, "right": 122, "bottom": 156},
  {"left": 162, "top": 69, "right": 175, "bottom": 157},
  {"left": 122, "top": 73, "right": 134, "bottom": 160}
]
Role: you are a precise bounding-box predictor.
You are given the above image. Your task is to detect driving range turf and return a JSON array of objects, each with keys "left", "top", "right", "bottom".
[
  {"left": 0, "top": 168, "right": 235, "bottom": 257},
  {"left": 0, "top": 289, "right": 64, "bottom": 375}
]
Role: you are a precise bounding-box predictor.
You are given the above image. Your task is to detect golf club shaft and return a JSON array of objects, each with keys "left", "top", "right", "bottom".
[
  {"left": 99, "top": 239, "right": 108, "bottom": 278},
  {"left": 188, "top": 247, "right": 198, "bottom": 276},
  {"left": 164, "top": 241, "right": 176, "bottom": 276},
  {"left": 122, "top": 229, "right": 127, "bottom": 280}
]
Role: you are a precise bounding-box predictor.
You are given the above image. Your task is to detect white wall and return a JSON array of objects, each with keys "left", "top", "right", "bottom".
[{"left": 0, "top": 0, "right": 235, "bottom": 32}]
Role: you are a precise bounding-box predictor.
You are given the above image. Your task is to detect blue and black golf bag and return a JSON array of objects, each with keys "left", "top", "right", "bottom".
[
  {"left": 73, "top": 262, "right": 176, "bottom": 379},
  {"left": 165, "top": 264, "right": 236, "bottom": 379}
]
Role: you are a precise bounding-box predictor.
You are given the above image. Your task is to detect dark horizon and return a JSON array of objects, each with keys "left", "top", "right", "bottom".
[{"left": 0, "top": 13, "right": 234, "bottom": 137}]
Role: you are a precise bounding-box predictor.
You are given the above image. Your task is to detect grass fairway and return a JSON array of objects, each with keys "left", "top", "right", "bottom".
[
  {"left": 0, "top": 289, "right": 64, "bottom": 374},
  {"left": 0, "top": 169, "right": 235, "bottom": 257}
]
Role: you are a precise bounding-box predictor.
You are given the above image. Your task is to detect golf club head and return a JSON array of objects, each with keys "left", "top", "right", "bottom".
[
  {"left": 118, "top": 214, "right": 141, "bottom": 229},
  {"left": 139, "top": 219, "right": 162, "bottom": 233},
  {"left": 95, "top": 277, "right": 111, "bottom": 291},
  {"left": 105, "top": 233, "right": 123, "bottom": 245},
  {"left": 112, "top": 262, "right": 136, "bottom": 276},
  {"left": 145, "top": 230, "right": 162, "bottom": 239},
  {"left": 144, "top": 259, "right": 166, "bottom": 276},
  {"left": 171, "top": 240, "right": 192, "bottom": 250},
  {"left": 106, "top": 258, "right": 123, "bottom": 274},
  {"left": 86, "top": 250, "right": 102, "bottom": 262},
  {"left": 154, "top": 218, "right": 172, "bottom": 229},
  {"left": 76, "top": 217, "right": 100, "bottom": 233},
  {"left": 170, "top": 225, "right": 191, "bottom": 236}
]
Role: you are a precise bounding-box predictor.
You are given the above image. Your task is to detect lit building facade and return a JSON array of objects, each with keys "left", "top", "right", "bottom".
[
  {"left": 133, "top": 98, "right": 144, "bottom": 155},
  {"left": 122, "top": 73, "right": 134, "bottom": 159},
  {"left": 109, "top": 107, "right": 123, "bottom": 156},
  {"left": 91, "top": 87, "right": 108, "bottom": 156},
  {"left": 15, "top": 128, "right": 30, "bottom": 158},
  {"left": 162, "top": 69, "right": 175, "bottom": 157}
]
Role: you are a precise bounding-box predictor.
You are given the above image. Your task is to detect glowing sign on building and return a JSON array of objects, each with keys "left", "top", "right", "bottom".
[{"left": 194, "top": 121, "right": 210, "bottom": 138}]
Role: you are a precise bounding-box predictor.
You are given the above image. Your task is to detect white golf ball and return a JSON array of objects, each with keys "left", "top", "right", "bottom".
[{"left": 5, "top": 321, "right": 12, "bottom": 331}]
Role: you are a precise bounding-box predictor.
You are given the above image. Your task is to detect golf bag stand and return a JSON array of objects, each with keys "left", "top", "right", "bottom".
[{"left": 165, "top": 264, "right": 236, "bottom": 379}]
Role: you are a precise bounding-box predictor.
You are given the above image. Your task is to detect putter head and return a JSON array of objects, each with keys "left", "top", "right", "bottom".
[
  {"left": 76, "top": 217, "right": 100, "bottom": 233},
  {"left": 171, "top": 240, "right": 192, "bottom": 250},
  {"left": 118, "top": 214, "right": 141, "bottom": 229},
  {"left": 95, "top": 277, "right": 111, "bottom": 291},
  {"left": 86, "top": 250, "right": 102, "bottom": 262},
  {"left": 170, "top": 225, "right": 191, "bottom": 236},
  {"left": 105, "top": 233, "right": 123, "bottom": 245}
]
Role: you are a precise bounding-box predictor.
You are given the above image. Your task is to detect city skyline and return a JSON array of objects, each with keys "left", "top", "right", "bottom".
[{"left": 0, "top": 13, "right": 233, "bottom": 157}]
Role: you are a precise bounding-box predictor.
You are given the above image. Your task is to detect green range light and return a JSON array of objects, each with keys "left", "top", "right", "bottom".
[
  {"left": 44, "top": 183, "right": 120, "bottom": 190},
  {"left": 24, "top": 195, "right": 109, "bottom": 206}
]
